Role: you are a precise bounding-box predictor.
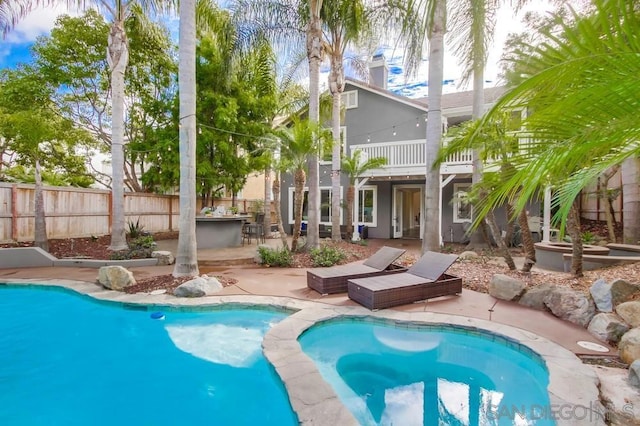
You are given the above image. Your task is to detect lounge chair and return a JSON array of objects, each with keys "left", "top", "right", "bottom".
[
  {"left": 307, "top": 246, "right": 407, "bottom": 295},
  {"left": 347, "top": 251, "right": 461, "bottom": 310}
]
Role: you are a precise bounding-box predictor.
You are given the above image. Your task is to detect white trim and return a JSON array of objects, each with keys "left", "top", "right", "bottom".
[
  {"left": 452, "top": 183, "right": 472, "bottom": 223},
  {"left": 356, "top": 185, "right": 378, "bottom": 227},
  {"left": 345, "top": 79, "right": 427, "bottom": 112}
]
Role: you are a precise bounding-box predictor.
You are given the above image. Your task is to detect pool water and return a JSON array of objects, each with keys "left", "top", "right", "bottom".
[
  {"left": 0, "top": 286, "right": 297, "bottom": 425},
  {"left": 300, "top": 320, "right": 553, "bottom": 426}
]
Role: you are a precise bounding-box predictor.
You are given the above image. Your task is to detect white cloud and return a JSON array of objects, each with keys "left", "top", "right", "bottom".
[{"left": 4, "top": 4, "right": 79, "bottom": 45}]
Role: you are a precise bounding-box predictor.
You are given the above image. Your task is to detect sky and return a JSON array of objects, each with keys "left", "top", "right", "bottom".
[{"left": 0, "top": 2, "right": 552, "bottom": 98}]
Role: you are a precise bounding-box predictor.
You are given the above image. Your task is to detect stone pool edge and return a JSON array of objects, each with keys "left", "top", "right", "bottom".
[{"left": 2, "top": 279, "right": 605, "bottom": 426}]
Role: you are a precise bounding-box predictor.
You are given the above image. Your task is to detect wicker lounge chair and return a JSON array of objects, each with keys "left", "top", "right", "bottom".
[
  {"left": 347, "top": 251, "right": 461, "bottom": 310},
  {"left": 307, "top": 246, "right": 407, "bottom": 295}
]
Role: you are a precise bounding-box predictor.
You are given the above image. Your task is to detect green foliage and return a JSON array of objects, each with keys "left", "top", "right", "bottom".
[
  {"left": 581, "top": 231, "right": 596, "bottom": 245},
  {"left": 257, "top": 246, "right": 293, "bottom": 267},
  {"left": 310, "top": 245, "right": 346, "bottom": 267},
  {"left": 127, "top": 218, "right": 145, "bottom": 238}
]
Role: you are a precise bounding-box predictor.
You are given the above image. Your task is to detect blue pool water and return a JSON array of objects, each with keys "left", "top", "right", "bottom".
[
  {"left": 0, "top": 286, "right": 297, "bottom": 425},
  {"left": 300, "top": 320, "right": 553, "bottom": 426}
]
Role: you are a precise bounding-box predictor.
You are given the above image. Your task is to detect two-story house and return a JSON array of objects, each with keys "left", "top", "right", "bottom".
[{"left": 280, "top": 55, "right": 539, "bottom": 244}]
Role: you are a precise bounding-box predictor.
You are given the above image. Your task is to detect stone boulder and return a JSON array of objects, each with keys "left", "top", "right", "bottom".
[
  {"left": 619, "top": 328, "right": 640, "bottom": 364},
  {"left": 152, "top": 250, "right": 175, "bottom": 266},
  {"left": 590, "top": 278, "right": 612, "bottom": 312},
  {"left": 587, "top": 313, "right": 630, "bottom": 344},
  {"left": 173, "top": 276, "right": 223, "bottom": 298},
  {"left": 617, "top": 301, "right": 640, "bottom": 328},
  {"left": 630, "top": 360, "right": 640, "bottom": 389},
  {"left": 611, "top": 279, "right": 640, "bottom": 306},
  {"left": 519, "top": 284, "right": 554, "bottom": 311},
  {"left": 489, "top": 274, "right": 526, "bottom": 301},
  {"left": 97, "top": 265, "right": 136, "bottom": 291},
  {"left": 593, "top": 365, "right": 640, "bottom": 425},
  {"left": 543, "top": 287, "right": 596, "bottom": 327},
  {"left": 458, "top": 251, "right": 479, "bottom": 260}
]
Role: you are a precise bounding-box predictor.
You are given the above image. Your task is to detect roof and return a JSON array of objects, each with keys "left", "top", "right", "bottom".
[
  {"left": 344, "top": 77, "right": 427, "bottom": 111},
  {"left": 415, "top": 86, "right": 507, "bottom": 110}
]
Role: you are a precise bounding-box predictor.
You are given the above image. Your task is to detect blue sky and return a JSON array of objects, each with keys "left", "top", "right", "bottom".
[{"left": 0, "top": 3, "right": 549, "bottom": 98}]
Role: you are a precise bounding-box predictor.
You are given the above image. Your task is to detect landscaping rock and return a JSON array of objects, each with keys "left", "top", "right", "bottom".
[
  {"left": 594, "top": 365, "right": 640, "bottom": 425},
  {"left": 587, "top": 313, "right": 630, "bottom": 344},
  {"left": 619, "top": 328, "right": 640, "bottom": 364},
  {"left": 151, "top": 250, "right": 174, "bottom": 266},
  {"left": 590, "top": 278, "right": 613, "bottom": 312},
  {"left": 611, "top": 279, "right": 640, "bottom": 306},
  {"left": 458, "top": 251, "right": 479, "bottom": 260},
  {"left": 518, "top": 284, "right": 554, "bottom": 310},
  {"left": 617, "top": 301, "right": 640, "bottom": 328},
  {"left": 489, "top": 274, "right": 526, "bottom": 301},
  {"left": 630, "top": 360, "right": 640, "bottom": 389},
  {"left": 173, "top": 276, "right": 223, "bottom": 297},
  {"left": 543, "top": 287, "right": 596, "bottom": 327},
  {"left": 97, "top": 265, "right": 136, "bottom": 291}
]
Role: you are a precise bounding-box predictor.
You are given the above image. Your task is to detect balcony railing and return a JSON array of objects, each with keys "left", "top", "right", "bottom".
[{"left": 350, "top": 139, "right": 473, "bottom": 176}]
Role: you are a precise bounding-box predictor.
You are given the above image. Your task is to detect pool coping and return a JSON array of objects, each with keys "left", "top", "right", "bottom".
[{"left": 1, "top": 279, "right": 606, "bottom": 426}]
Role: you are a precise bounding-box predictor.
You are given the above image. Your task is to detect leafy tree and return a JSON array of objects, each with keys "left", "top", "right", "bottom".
[
  {"left": 0, "top": 67, "right": 95, "bottom": 250},
  {"left": 464, "top": 0, "right": 640, "bottom": 275}
]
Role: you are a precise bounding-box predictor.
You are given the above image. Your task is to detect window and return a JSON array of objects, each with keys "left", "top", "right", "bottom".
[
  {"left": 341, "top": 90, "right": 358, "bottom": 109},
  {"left": 321, "top": 126, "right": 346, "bottom": 164},
  {"left": 288, "top": 187, "right": 342, "bottom": 224},
  {"left": 453, "top": 183, "right": 472, "bottom": 223},
  {"left": 356, "top": 186, "right": 377, "bottom": 226}
]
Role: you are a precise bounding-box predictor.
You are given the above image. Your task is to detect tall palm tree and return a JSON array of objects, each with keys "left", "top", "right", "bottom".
[
  {"left": 466, "top": 0, "right": 640, "bottom": 275},
  {"left": 320, "top": 0, "right": 371, "bottom": 241},
  {"left": 1, "top": 0, "right": 170, "bottom": 251},
  {"left": 341, "top": 149, "right": 386, "bottom": 240},
  {"left": 173, "top": 0, "right": 199, "bottom": 277}
]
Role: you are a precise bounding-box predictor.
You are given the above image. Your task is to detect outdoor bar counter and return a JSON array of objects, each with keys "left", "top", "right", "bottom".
[{"left": 195, "top": 216, "right": 249, "bottom": 249}]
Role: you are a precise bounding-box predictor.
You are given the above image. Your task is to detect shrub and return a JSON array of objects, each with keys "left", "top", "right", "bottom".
[
  {"left": 127, "top": 218, "right": 145, "bottom": 238},
  {"left": 257, "top": 246, "right": 293, "bottom": 267},
  {"left": 581, "top": 231, "right": 597, "bottom": 245},
  {"left": 310, "top": 245, "right": 346, "bottom": 267}
]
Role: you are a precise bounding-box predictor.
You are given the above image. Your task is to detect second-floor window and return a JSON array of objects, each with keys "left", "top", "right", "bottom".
[
  {"left": 321, "top": 126, "right": 346, "bottom": 163},
  {"left": 341, "top": 90, "right": 358, "bottom": 109}
]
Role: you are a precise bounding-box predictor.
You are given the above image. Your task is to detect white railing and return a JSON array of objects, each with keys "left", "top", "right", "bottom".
[{"left": 351, "top": 139, "right": 473, "bottom": 172}]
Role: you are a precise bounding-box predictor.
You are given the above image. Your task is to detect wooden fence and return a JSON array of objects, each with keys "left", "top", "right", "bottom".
[{"left": 0, "top": 183, "right": 265, "bottom": 242}]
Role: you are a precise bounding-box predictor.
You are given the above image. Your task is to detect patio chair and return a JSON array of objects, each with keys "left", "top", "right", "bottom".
[
  {"left": 307, "top": 246, "right": 407, "bottom": 295},
  {"left": 347, "top": 251, "right": 461, "bottom": 310}
]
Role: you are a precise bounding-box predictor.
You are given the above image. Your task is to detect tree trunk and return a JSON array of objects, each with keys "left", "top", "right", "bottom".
[
  {"left": 422, "top": 0, "right": 445, "bottom": 253},
  {"left": 291, "top": 168, "right": 306, "bottom": 252},
  {"left": 346, "top": 184, "right": 355, "bottom": 239},
  {"left": 173, "top": 0, "right": 199, "bottom": 277},
  {"left": 305, "top": 2, "right": 323, "bottom": 250},
  {"left": 107, "top": 20, "right": 129, "bottom": 251},
  {"left": 329, "top": 64, "right": 343, "bottom": 241},
  {"left": 505, "top": 202, "right": 515, "bottom": 247},
  {"left": 34, "top": 158, "right": 49, "bottom": 252},
  {"left": 567, "top": 201, "right": 583, "bottom": 277},
  {"left": 518, "top": 209, "right": 536, "bottom": 272},
  {"left": 601, "top": 165, "right": 620, "bottom": 242},
  {"left": 264, "top": 164, "right": 272, "bottom": 242},
  {"left": 622, "top": 157, "right": 640, "bottom": 244},
  {"left": 485, "top": 211, "right": 515, "bottom": 270},
  {"left": 272, "top": 172, "right": 289, "bottom": 250}
]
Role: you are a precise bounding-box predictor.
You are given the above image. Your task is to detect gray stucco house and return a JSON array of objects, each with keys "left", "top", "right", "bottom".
[{"left": 280, "top": 56, "right": 536, "bottom": 244}]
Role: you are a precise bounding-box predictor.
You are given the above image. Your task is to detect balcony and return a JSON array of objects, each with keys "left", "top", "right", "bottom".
[{"left": 350, "top": 139, "right": 474, "bottom": 177}]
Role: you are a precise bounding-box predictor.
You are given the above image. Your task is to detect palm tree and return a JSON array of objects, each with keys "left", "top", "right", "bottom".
[
  {"left": 341, "top": 149, "right": 386, "bottom": 240},
  {"left": 276, "top": 118, "right": 329, "bottom": 251},
  {"left": 1, "top": 0, "right": 170, "bottom": 251},
  {"left": 173, "top": 0, "right": 199, "bottom": 277},
  {"left": 466, "top": 0, "right": 640, "bottom": 275}
]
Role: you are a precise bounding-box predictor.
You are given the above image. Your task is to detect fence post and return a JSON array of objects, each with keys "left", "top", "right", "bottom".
[
  {"left": 108, "top": 190, "right": 113, "bottom": 234},
  {"left": 11, "top": 184, "right": 17, "bottom": 241}
]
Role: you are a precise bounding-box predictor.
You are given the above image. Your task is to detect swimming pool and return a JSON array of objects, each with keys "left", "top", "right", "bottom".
[
  {"left": 0, "top": 286, "right": 297, "bottom": 425},
  {"left": 299, "top": 319, "right": 553, "bottom": 425}
]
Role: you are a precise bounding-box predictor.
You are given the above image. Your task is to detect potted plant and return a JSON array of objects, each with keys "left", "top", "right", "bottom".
[{"left": 229, "top": 206, "right": 239, "bottom": 216}]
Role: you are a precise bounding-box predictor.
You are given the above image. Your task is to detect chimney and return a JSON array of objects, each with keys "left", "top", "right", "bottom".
[{"left": 369, "top": 54, "right": 388, "bottom": 90}]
